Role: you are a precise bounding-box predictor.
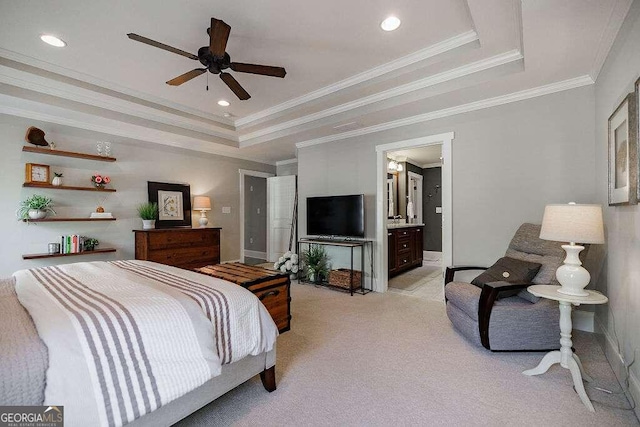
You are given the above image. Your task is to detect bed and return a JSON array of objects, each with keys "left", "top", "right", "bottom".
[{"left": 1, "top": 260, "right": 279, "bottom": 427}]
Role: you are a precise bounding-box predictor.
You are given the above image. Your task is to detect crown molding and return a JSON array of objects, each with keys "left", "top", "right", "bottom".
[
  {"left": 239, "top": 50, "right": 523, "bottom": 146},
  {"left": 0, "top": 48, "right": 234, "bottom": 127},
  {"left": 296, "top": 75, "right": 595, "bottom": 149},
  {"left": 0, "top": 95, "right": 274, "bottom": 165},
  {"left": 275, "top": 158, "right": 298, "bottom": 166},
  {"left": 0, "top": 66, "right": 238, "bottom": 143},
  {"left": 422, "top": 162, "right": 442, "bottom": 169},
  {"left": 588, "top": 0, "right": 633, "bottom": 81},
  {"left": 235, "top": 30, "right": 479, "bottom": 128}
]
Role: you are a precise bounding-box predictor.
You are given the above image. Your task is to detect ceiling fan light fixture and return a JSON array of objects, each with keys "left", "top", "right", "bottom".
[
  {"left": 40, "top": 34, "right": 66, "bottom": 47},
  {"left": 217, "top": 100, "right": 230, "bottom": 107},
  {"left": 380, "top": 16, "right": 401, "bottom": 32}
]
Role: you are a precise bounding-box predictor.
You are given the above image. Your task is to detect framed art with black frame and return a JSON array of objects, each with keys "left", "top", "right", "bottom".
[
  {"left": 148, "top": 181, "right": 192, "bottom": 228},
  {"left": 608, "top": 92, "right": 638, "bottom": 206}
]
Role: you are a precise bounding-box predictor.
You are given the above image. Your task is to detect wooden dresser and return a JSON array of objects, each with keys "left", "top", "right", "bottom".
[
  {"left": 388, "top": 225, "right": 423, "bottom": 278},
  {"left": 134, "top": 228, "right": 221, "bottom": 270},
  {"left": 196, "top": 263, "right": 291, "bottom": 333}
]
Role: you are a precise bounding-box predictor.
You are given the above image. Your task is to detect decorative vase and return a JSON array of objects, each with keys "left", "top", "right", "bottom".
[
  {"left": 28, "top": 209, "right": 47, "bottom": 220},
  {"left": 142, "top": 219, "right": 156, "bottom": 230},
  {"left": 94, "top": 183, "right": 105, "bottom": 189},
  {"left": 289, "top": 273, "right": 297, "bottom": 280},
  {"left": 52, "top": 176, "right": 62, "bottom": 186}
]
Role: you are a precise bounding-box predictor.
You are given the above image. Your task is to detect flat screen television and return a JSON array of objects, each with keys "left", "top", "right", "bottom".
[{"left": 307, "top": 194, "right": 365, "bottom": 238}]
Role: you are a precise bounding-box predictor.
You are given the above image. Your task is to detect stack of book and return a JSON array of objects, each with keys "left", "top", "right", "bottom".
[
  {"left": 59, "top": 235, "right": 85, "bottom": 254},
  {"left": 90, "top": 212, "right": 113, "bottom": 219}
]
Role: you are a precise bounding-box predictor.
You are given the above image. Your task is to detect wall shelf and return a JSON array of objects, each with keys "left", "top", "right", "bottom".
[
  {"left": 23, "top": 217, "right": 116, "bottom": 222},
  {"left": 23, "top": 183, "right": 116, "bottom": 192},
  {"left": 22, "top": 145, "right": 116, "bottom": 162},
  {"left": 22, "top": 248, "right": 117, "bottom": 260}
]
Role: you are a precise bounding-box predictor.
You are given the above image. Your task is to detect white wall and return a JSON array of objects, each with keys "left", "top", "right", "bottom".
[
  {"left": 298, "top": 86, "right": 596, "bottom": 284},
  {"left": 277, "top": 161, "right": 298, "bottom": 176},
  {"left": 593, "top": 0, "right": 640, "bottom": 414},
  {"left": 0, "top": 118, "right": 274, "bottom": 277}
]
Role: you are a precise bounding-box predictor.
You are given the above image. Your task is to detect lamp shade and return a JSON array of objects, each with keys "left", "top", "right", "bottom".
[
  {"left": 540, "top": 203, "right": 604, "bottom": 244},
  {"left": 193, "top": 196, "right": 211, "bottom": 211}
]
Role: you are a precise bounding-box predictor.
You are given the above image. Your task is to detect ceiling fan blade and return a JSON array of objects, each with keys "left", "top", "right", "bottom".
[
  {"left": 220, "top": 73, "right": 250, "bottom": 100},
  {"left": 209, "top": 18, "right": 231, "bottom": 58},
  {"left": 166, "top": 68, "right": 207, "bottom": 86},
  {"left": 230, "top": 62, "right": 287, "bottom": 78},
  {"left": 127, "top": 33, "right": 198, "bottom": 60}
]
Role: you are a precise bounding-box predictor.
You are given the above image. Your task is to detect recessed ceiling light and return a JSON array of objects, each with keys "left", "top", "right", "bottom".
[
  {"left": 380, "top": 16, "right": 401, "bottom": 32},
  {"left": 218, "top": 100, "right": 230, "bottom": 107},
  {"left": 40, "top": 34, "right": 66, "bottom": 47}
]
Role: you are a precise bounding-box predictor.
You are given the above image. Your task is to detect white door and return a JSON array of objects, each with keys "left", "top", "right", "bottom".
[{"left": 267, "top": 176, "right": 297, "bottom": 262}]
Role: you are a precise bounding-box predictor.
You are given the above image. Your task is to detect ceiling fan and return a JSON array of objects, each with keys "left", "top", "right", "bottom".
[{"left": 127, "top": 18, "right": 286, "bottom": 101}]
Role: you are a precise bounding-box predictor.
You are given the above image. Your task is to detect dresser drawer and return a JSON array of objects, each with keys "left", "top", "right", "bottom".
[
  {"left": 146, "top": 246, "right": 219, "bottom": 267},
  {"left": 397, "top": 237, "right": 411, "bottom": 254},
  {"left": 148, "top": 229, "right": 218, "bottom": 250}
]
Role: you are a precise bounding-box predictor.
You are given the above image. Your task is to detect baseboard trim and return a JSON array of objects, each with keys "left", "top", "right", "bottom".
[
  {"left": 244, "top": 250, "right": 267, "bottom": 259},
  {"left": 573, "top": 309, "right": 594, "bottom": 332},
  {"left": 222, "top": 259, "right": 241, "bottom": 264},
  {"left": 595, "top": 317, "right": 640, "bottom": 418}
]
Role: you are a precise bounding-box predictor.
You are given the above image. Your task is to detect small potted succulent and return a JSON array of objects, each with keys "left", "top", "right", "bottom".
[
  {"left": 52, "top": 172, "right": 63, "bottom": 186},
  {"left": 83, "top": 237, "right": 99, "bottom": 251},
  {"left": 17, "top": 194, "right": 56, "bottom": 220},
  {"left": 137, "top": 202, "right": 158, "bottom": 229}
]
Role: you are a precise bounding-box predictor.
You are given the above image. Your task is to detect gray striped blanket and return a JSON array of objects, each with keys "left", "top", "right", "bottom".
[{"left": 14, "top": 260, "right": 277, "bottom": 427}]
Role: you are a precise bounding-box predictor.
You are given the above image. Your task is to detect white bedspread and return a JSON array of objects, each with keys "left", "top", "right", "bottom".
[{"left": 14, "top": 260, "right": 277, "bottom": 427}]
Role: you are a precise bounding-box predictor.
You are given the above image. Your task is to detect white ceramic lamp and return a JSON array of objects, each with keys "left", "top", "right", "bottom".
[
  {"left": 193, "top": 196, "right": 211, "bottom": 228},
  {"left": 539, "top": 203, "right": 604, "bottom": 296}
]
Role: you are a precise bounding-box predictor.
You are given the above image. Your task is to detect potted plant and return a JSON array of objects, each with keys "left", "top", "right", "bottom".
[
  {"left": 301, "top": 245, "right": 329, "bottom": 283},
  {"left": 83, "top": 237, "right": 99, "bottom": 251},
  {"left": 137, "top": 202, "right": 158, "bottom": 229},
  {"left": 17, "top": 194, "right": 56, "bottom": 220},
  {"left": 91, "top": 173, "right": 111, "bottom": 189},
  {"left": 52, "top": 172, "right": 63, "bottom": 186},
  {"left": 274, "top": 251, "right": 299, "bottom": 279}
]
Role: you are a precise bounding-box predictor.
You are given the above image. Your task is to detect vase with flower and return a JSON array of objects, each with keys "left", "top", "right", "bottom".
[{"left": 91, "top": 173, "right": 111, "bottom": 189}]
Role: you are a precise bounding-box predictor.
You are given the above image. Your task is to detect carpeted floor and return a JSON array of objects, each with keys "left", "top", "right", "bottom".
[{"left": 176, "top": 283, "right": 638, "bottom": 426}]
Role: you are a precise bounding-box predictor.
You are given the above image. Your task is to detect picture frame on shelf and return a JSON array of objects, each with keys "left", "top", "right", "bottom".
[
  {"left": 147, "top": 181, "right": 191, "bottom": 228},
  {"left": 608, "top": 92, "right": 638, "bottom": 206}
]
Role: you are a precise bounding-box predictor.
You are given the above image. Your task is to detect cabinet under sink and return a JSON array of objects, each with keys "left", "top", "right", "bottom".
[{"left": 388, "top": 225, "right": 423, "bottom": 278}]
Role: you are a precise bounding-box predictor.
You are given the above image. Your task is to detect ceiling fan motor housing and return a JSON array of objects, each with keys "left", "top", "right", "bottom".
[{"left": 198, "top": 47, "right": 231, "bottom": 74}]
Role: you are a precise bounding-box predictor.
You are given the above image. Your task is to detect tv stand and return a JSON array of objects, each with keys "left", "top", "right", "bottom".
[{"left": 297, "top": 237, "right": 373, "bottom": 295}]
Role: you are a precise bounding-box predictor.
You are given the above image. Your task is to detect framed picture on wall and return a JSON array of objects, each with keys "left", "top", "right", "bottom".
[
  {"left": 148, "top": 181, "right": 192, "bottom": 228},
  {"left": 608, "top": 92, "right": 638, "bottom": 206}
]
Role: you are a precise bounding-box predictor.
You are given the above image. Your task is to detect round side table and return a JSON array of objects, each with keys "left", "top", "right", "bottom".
[{"left": 522, "top": 284, "right": 608, "bottom": 412}]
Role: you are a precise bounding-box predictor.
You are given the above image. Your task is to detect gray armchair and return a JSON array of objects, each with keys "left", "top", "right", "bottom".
[{"left": 444, "top": 223, "right": 588, "bottom": 351}]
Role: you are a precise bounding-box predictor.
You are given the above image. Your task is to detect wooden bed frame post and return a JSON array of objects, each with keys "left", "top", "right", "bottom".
[{"left": 260, "top": 366, "right": 277, "bottom": 392}]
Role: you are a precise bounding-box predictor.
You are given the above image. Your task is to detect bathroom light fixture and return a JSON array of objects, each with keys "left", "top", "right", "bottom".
[
  {"left": 218, "top": 100, "right": 230, "bottom": 107},
  {"left": 396, "top": 163, "right": 404, "bottom": 172},
  {"left": 40, "top": 34, "right": 66, "bottom": 47},
  {"left": 388, "top": 160, "right": 398, "bottom": 171},
  {"left": 380, "top": 16, "right": 401, "bottom": 32}
]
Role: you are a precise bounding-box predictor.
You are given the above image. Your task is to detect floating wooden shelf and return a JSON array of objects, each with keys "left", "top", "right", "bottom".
[
  {"left": 23, "top": 183, "right": 116, "bottom": 192},
  {"left": 22, "top": 248, "right": 117, "bottom": 260},
  {"left": 22, "top": 145, "right": 116, "bottom": 162},
  {"left": 23, "top": 217, "right": 116, "bottom": 222}
]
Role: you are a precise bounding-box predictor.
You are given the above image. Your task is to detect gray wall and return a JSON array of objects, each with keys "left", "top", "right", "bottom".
[
  {"left": 277, "top": 161, "right": 298, "bottom": 176},
  {"left": 298, "top": 85, "right": 595, "bottom": 278},
  {"left": 243, "top": 175, "right": 267, "bottom": 253},
  {"left": 423, "top": 167, "right": 442, "bottom": 251},
  {"left": 0, "top": 119, "right": 275, "bottom": 277},
  {"left": 593, "top": 0, "right": 640, "bottom": 412}
]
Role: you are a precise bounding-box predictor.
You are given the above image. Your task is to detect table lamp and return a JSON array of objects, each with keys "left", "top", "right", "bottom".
[
  {"left": 539, "top": 203, "right": 604, "bottom": 296},
  {"left": 193, "top": 196, "right": 211, "bottom": 228}
]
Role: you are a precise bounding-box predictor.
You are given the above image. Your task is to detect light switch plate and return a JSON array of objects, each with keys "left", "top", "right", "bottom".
[
  {"left": 435, "top": 207, "right": 442, "bottom": 214},
  {"left": 222, "top": 206, "right": 231, "bottom": 214}
]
